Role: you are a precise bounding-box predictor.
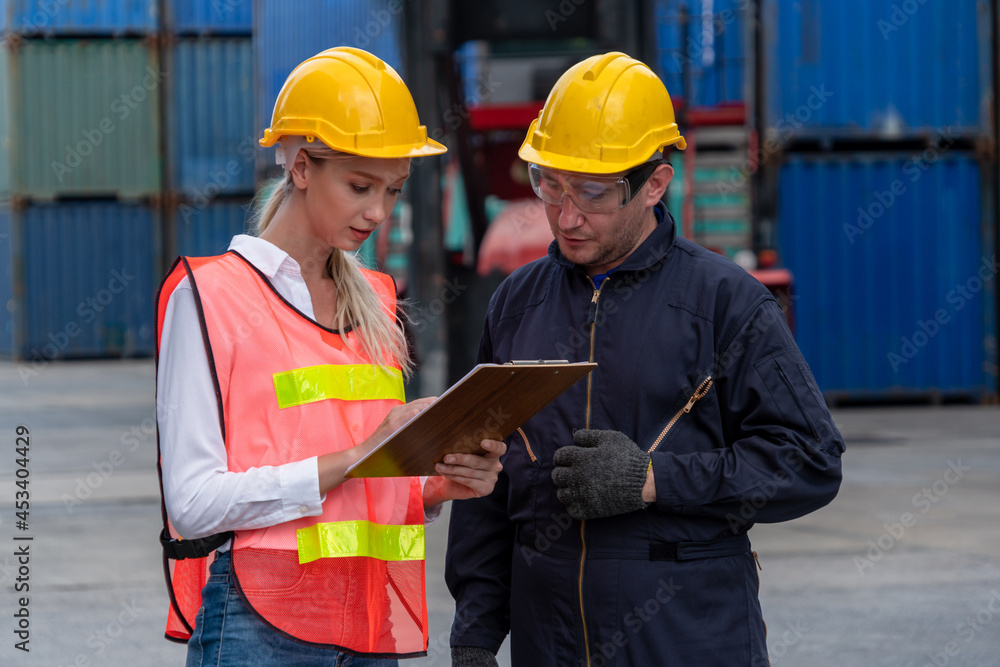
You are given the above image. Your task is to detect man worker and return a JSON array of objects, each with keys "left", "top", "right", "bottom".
[{"left": 446, "top": 52, "right": 845, "bottom": 667}]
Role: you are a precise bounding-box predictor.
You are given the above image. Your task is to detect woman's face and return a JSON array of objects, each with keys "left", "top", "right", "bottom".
[{"left": 302, "top": 154, "right": 411, "bottom": 252}]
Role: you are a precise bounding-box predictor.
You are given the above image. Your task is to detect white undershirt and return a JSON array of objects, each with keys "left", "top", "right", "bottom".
[{"left": 157, "top": 235, "right": 435, "bottom": 550}]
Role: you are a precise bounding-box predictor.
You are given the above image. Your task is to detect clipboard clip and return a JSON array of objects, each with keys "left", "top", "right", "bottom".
[{"left": 505, "top": 360, "right": 570, "bottom": 365}]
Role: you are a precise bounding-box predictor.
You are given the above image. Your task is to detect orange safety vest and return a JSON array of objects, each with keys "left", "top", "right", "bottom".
[{"left": 155, "top": 251, "right": 427, "bottom": 658}]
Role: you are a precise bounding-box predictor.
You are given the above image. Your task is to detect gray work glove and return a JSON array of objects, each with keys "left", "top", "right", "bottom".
[
  {"left": 551, "top": 429, "right": 651, "bottom": 520},
  {"left": 451, "top": 646, "right": 499, "bottom": 667}
]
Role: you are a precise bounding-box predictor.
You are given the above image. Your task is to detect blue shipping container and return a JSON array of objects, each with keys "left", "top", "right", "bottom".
[
  {"left": 164, "top": 0, "right": 252, "bottom": 34},
  {"left": 0, "top": 204, "right": 12, "bottom": 354},
  {"left": 170, "top": 198, "right": 251, "bottom": 259},
  {"left": 762, "top": 0, "right": 989, "bottom": 138},
  {"left": 654, "top": 0, "right": 747, "bottom": 107},
  {"left": 253, "top": 0, "right": 404, "bottom": 178},
  {"left": 0, "top": 0, "right": 157, "bottom": 35},
  {"left": 0, "top": 201, "right": 159, "bottom": 359},
  {"left": 778, "top": 153, "right": 997, "bottom": 399},
  {"left": 166, "top": 38, "right": 256, "bottom": 196}
]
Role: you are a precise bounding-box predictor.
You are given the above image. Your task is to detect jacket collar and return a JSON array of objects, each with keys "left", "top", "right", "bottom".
[{"left": 547, "top": 201, "right": 677, "bottom": 275}]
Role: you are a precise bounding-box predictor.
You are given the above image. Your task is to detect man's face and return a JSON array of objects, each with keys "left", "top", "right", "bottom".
[{"left": 539, "top": 164, "right": 672, "bottom": 278}]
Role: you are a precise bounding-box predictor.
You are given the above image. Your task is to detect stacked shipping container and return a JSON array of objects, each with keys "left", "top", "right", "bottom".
[
  {"left": 163, "top": 0, "right": 252, "bottom": 36},
  {"left": 0, "top": 5, "right": 161, "bottom": 359},
  {"left": 0, "top": 0, "right": 158, "bottom": 35},
  {"left": 0, "top": 202, "right": 160, "bottom": 358},
  {"left": 779, "top": 154, "right": 995, "bottom": 399},
  {"left": 0, "top": 1, "right": 254, "bottom": 359},
  {"left": 762, "top": 0, "right": 997, "bottom": 400},
  {"left": 162, "top": 9, "right": 254, "bottom": 261},
  {"left": 654, "top": 0, "right": 748, "bottom": 109},
  {"left": 1, "top": 39, "right": 162, "bottom": 199},
  {"left": 653, "top": 1, "right": 754, "bottom": 262}
]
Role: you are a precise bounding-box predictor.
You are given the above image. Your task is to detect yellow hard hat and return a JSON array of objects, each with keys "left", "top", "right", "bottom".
[
  {"left": 519, "top": 52, "right": 686, "bottom": 174},
  {"left": 259, "top": 46, "right": 447, "bottom": 158}
]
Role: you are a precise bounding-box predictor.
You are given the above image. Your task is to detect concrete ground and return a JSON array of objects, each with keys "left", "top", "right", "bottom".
[{"left": 0, "top": 359, "right": 998, "bottom": 666}]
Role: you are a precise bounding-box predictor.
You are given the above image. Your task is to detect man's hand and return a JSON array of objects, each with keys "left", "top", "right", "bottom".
[
  {"left": 422, "top": 439, "right": 506, "bottom": 509},
  {"left": 551, "top": 429, "right": 651, "bottom": 520}
]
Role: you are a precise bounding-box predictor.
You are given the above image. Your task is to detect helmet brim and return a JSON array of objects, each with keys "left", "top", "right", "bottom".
[{"left": 259, "top": 131, "right": 447, "bottom": 159}]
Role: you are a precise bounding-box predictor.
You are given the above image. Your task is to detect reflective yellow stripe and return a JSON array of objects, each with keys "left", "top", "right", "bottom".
[
  {"left": 297, "top": 520, "right": 425, "bottom": 564},
  {"left": 273, "top": 364, "right": 404, "bottom": 409}
]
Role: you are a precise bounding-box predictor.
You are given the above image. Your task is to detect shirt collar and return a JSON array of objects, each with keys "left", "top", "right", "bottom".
[{"left": 227, "top": 234, "right": 302, "bottom": 279}]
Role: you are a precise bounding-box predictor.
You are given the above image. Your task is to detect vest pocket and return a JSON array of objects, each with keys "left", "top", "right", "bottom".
[{"left": 232, "top": 548, "right": 309, "bottom": 596}]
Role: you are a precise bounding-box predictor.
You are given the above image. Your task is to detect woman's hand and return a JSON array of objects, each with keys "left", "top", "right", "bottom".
[
  {"left": 359, "top": 397, "right": 437, "bottom": 457},
  {"left": 318, "top": 397, "right": 437, "bottom": 495},
  {"left": 422, "top": 439, "right": 507, "bottom": 509}
]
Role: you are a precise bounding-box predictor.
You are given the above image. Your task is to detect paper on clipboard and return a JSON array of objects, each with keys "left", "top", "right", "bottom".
[{"left": 345, "top": 361, "right": 596, "bottom": 478}]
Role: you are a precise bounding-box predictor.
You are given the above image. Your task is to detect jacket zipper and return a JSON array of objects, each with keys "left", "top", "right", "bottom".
[
  {"left": 516, "top": 427, "right": 536, "bottom": 463},
  {"left": 584, "top": 278, "right": 606, "bottom": 429},
  {"left": 647, "top": 376, "right": 714, "bottom": 454},
  {"left": 579, "top": 276, "right": 607, "bottom": 667}
]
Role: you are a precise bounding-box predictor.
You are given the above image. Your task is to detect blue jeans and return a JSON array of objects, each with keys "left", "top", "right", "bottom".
[{"left": 186, "top": 551, "right": 400, "bottom": 667}]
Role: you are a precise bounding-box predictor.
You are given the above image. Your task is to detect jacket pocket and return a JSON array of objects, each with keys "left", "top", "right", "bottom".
[{"left": 754, "top": 348, "right": 836, "bottom": 449}]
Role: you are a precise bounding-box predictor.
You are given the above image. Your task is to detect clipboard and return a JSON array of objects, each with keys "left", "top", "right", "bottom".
[{"left": 345, "top": 361, "right": 596, "bottom": 478}]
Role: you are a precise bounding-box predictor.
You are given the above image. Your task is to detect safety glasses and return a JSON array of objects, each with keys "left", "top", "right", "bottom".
[{"left": 527, "top": 161, "right": 662, "bottom": 214}]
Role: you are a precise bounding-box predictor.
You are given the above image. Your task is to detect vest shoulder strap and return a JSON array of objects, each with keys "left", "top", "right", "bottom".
[{"left": 155, "top": 255, "right": 228, "bottom": 359}]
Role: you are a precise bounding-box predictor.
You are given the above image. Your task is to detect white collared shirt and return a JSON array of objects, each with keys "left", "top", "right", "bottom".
[{"left": 157, "top": 235, "right": 434, "bottom": 547}]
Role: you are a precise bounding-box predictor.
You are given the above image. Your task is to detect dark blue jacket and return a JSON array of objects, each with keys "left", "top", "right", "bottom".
[{"left": 446, "top": 205, "right": 844, "bottom": 666}]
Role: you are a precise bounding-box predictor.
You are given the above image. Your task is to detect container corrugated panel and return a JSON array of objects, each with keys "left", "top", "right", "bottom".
[
  {"left": 0, "top": 46, "right": 10, "bottom": 198},
  {"left": 778, "top": 153, "right": 996, "bottom": 399},
  {"left": 10, "top": 40, "right": 161, "bottom": 200},
  {"left": 4, "top": 201, "right": 159, "bottom": 359},
  {"left": 0, "top": 204, "right": 12, "bottom": 355},
  {"left": 653, "top": 0, "right": 747, "bottom": 106},
  {"left": 1, "top": 0, "right": 158, "bottom": 35},
  {"left": 166, "top": 38, "right": 255, "bottom": 196},
  {"left": 254, "top": 0, "right": 404, "bottom": 178},
  {"left": 164, "top": 0, "right": 252, "bottom": 34},
  {"left": 762, "top": 0, "right": 989, "bottom": 138},
  {"left": 169, "top": 198, "right": 251, "bottom": 259}
]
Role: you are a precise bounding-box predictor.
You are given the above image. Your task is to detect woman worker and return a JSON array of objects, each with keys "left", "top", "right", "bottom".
[{"left": 155, "top": 47, "right": 504, "bottom": 666}]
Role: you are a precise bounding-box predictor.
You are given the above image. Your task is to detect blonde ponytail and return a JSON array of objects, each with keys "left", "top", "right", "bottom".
[
  {"left": 252, "top": 172, "right": 294, "bottom": 235},
  {"left": 251, "top": 153, "right": 413, "bottom": 379},
  {"left": 326, "top": 249, "right": 413, "bottom": 378}
]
